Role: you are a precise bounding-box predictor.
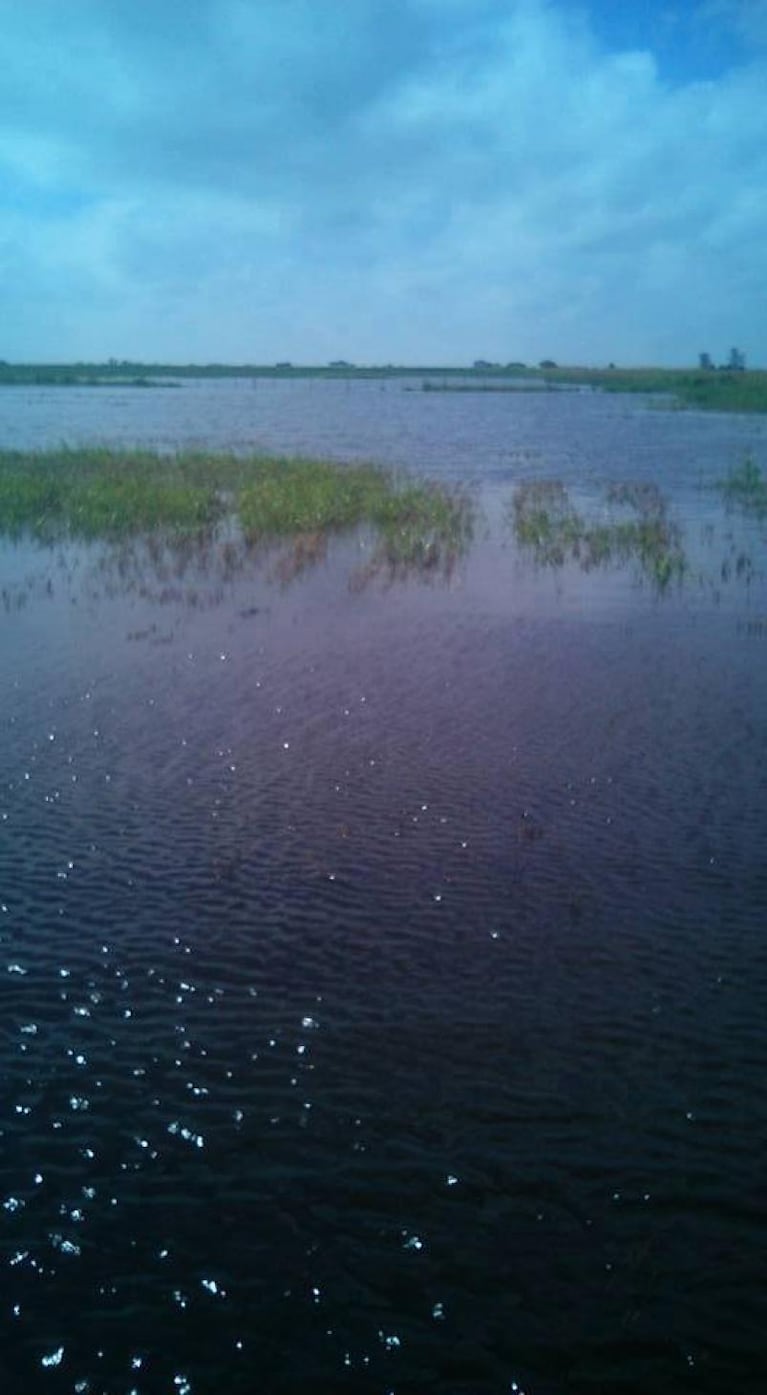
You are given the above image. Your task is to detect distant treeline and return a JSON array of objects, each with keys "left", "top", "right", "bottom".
[
  {"left": 1, "top": 360, "right": 765, "bottom": 411},
  {"left": 0, "top": 361, "right": 513, "bottom": 384}
]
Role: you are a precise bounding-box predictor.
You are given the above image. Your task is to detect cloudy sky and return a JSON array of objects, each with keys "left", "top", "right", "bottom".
[{"left": 1, "top": 0, "right": 765, "bottom": 365}]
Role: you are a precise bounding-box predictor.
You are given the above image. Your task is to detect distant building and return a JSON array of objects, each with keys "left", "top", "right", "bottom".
[{"left": 709, "top": 348, "right": 746, "bottom": 371}]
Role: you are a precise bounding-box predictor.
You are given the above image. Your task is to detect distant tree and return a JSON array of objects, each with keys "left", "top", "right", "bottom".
[
  {"left": 699, "top": 352, "right": 712, "bottom": 370},
  {"left": 539, "top": 359, "right": 557, "bottom": 369},
  {"left": 728, "top": 347, "right": 746, "bottom": 371}
]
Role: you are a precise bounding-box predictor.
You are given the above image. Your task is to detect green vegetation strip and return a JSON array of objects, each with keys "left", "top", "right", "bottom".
[
  {"left": 3, "top": 361, "right": 766, "bottom": 412},
  {"left": 0, "top": 448, "right": 473, "bottom": 567},
  {"left": 534, "top": 367, "right": 767, "bottom": 414},
  {"left": 510, "top": 480, "right": 686, "bottom": 587}
]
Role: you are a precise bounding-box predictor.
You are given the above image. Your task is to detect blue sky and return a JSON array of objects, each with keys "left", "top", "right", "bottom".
[{"left": 1, "top": 0, "right": 765, "bottom": 365}]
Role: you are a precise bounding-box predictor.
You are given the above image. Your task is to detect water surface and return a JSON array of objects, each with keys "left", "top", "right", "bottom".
[{"left": 1, "top": 381, "right": 766, "bottom": 1393}]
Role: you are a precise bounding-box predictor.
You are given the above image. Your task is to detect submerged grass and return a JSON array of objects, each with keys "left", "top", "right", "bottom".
[
  {"left": 718, "top": 456, "right": 767, "bottom": 517},
  {"left": 510, "top": 479, "right": 686, "bottom": 588},
  {"left": 0, "top": 447, "right": 473, "bottom": 581},
  {"left": 360, "top": 480, "right": 474, "bottom": 584}
]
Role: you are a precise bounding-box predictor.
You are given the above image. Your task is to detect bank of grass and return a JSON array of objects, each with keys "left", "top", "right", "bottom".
[
  {"left": 510, "top": 479, "right": 686, "bottom": 587},
  {"left": 0, "top": 448, "right": 473, "bottom": 575},
  {"left": 535, "top": 366, "right": 767, "bottom": 414}
]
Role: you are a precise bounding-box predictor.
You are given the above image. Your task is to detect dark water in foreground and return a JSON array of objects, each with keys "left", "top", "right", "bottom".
[{"left": 2, "top": 382, "right": 767, "bottom": 1394}]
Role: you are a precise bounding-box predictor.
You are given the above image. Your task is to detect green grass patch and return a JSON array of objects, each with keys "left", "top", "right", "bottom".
[
  {"left": 0, "top": 448, "right": 473, "bottom": 581},
  {"left": 509, "top": 479, "right": 686, "bottom": 588},
  {"left": 533, "top": 366, "right": 767, "bottom": 414},
  {"left": 0, "top": 448, "right": 223, "bottom": 540},
  {"left": 237, "top": 457, "right": 391, "bottom": 536}
]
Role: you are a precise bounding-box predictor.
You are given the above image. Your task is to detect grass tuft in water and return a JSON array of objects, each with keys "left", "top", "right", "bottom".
[
  {"left": 367, "top": 481, "right": 474, "bottom": 578},
  {"left": 510, "top": 480, "right": 686, "bottom": 588},
  {"left": 718, "top": 457, "right": 767, "bottom": 516}
]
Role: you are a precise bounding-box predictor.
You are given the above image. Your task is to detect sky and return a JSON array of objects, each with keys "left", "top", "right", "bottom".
[{"left": 1, "top": 0, "right": 765, "bottom": 366}]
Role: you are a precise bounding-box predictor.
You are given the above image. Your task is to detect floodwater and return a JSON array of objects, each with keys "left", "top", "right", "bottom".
[{"left": 1, "top": 379, "right": 767, "bottom": 1395}]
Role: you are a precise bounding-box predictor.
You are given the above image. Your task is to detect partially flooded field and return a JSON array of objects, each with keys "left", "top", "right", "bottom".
[{"left": 1, "top": 381, "right": 767, "bottom": 1395}]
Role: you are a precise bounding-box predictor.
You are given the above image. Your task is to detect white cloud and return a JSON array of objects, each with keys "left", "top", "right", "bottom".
[{"left": 0, "top": 0, "right": 765, "bottom": 362}]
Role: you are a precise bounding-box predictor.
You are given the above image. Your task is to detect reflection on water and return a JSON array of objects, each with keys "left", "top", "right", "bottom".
[
  {"left": 2, "top": 386, "right": 767, "bottom": 1395},
  {"left": 0, "top": 522, "right": 472, "bottom": 618}
]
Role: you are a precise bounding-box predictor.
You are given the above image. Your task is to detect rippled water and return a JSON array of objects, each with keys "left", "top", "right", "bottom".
[{"left": 2, "top": 381, "right": 767, "bottom": 1394}]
